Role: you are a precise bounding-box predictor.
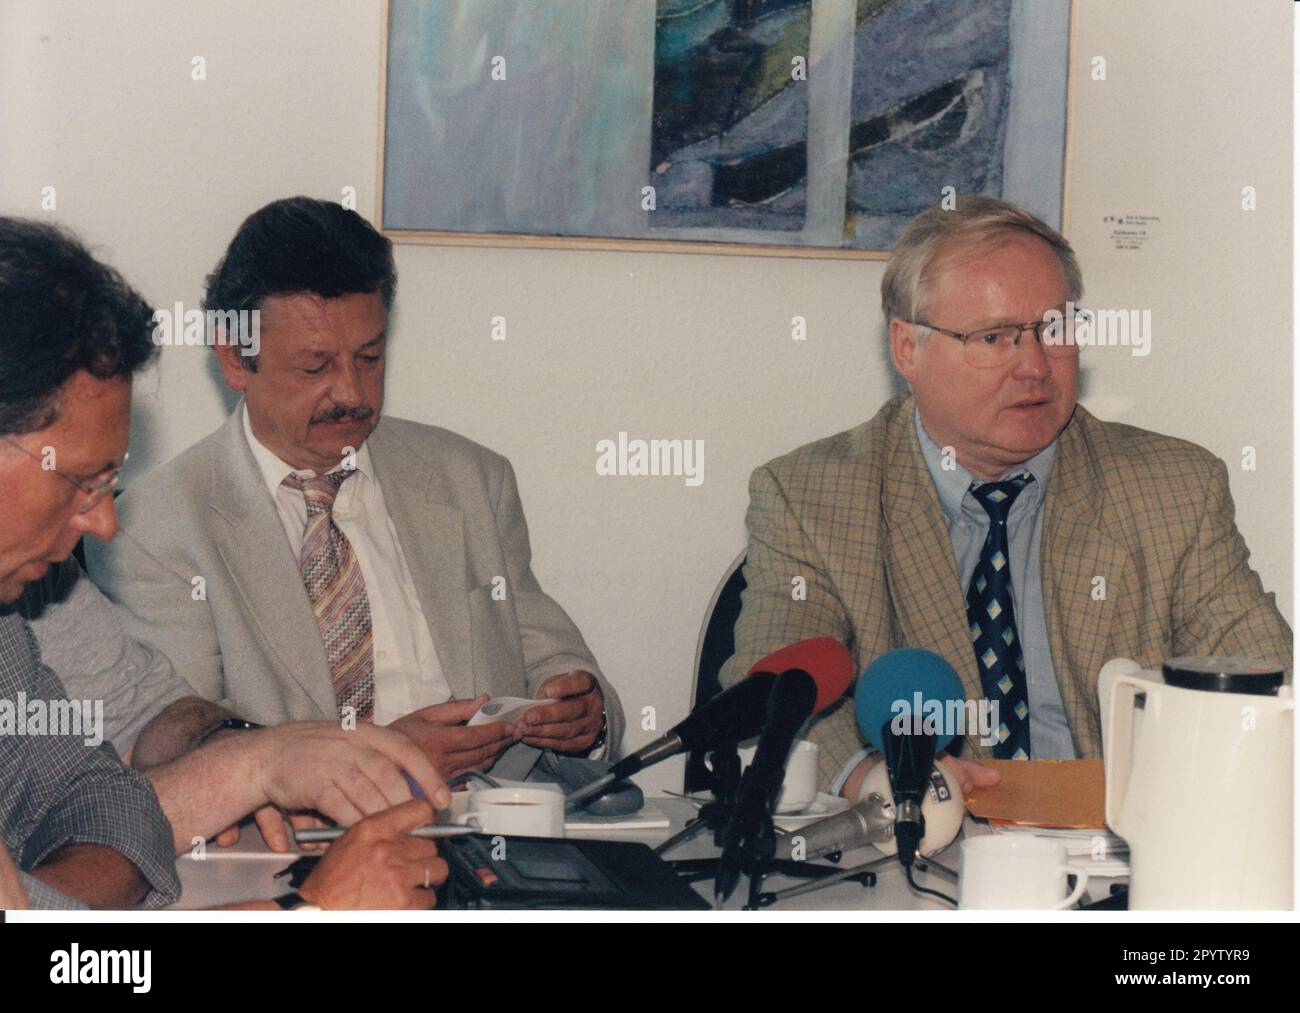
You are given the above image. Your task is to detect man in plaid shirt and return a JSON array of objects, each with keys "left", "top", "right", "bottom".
[{"left": 0, "top": 217, "right": 179, "bottom": 908}]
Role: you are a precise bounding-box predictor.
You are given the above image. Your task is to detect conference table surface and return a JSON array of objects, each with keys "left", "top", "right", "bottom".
[{"left": 172, "top": 796, "right": 1123, "bottom": 912}]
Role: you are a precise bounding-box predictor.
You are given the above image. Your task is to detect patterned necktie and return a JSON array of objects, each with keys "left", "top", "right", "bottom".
[
  {"left": 282, "top": 470, "right": 375, "bottom": 720},
  {"left": 966, "top": 472, "right": 1035, "bottom": 760}
]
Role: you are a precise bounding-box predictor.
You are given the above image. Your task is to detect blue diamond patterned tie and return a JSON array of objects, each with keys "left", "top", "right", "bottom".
[{"left": 966, "top": 473, "right": 1035, "bottom": 760}]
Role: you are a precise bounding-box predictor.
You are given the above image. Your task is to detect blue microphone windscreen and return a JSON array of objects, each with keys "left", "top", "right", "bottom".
[{"left": 855, "top": 648, "right": 967, "bottom": 751}]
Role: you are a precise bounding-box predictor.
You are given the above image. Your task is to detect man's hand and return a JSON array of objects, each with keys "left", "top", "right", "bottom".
[
  {"left": 935, "top": 753, "right": 1001, "bottom": 796},
  {"left": 254, "top": 720, "right": 451, "bottom": 829},
  {"left": 214, "top": 808, "right": 330, "bottom": 853},
  {"left": 0, "top": 845, "right": 28, "bottom": 910},
  {"left": 388, "top": 696, "right": 516, "bottom": 779},
  {"left": 839, "top": 750, "right": 1001, "bottom": 800},
  {"left": 518, "top": 671, "right": 605, "bottom": 753},
  {"left": 297, "top": 798, "right": 447, "bottom": 910}
]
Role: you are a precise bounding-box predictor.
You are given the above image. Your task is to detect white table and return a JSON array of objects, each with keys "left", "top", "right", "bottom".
[{"left": 173, "top": 797, "right": 1118, "bottom": 911}]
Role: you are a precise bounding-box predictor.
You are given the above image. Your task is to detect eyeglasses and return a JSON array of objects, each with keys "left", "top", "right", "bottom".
[
  {"left": 908, "top": 309, "right": 1094, "bottom": 369},
  {"left": 1, "top": 436, "right": 127, "bottom": 514}
]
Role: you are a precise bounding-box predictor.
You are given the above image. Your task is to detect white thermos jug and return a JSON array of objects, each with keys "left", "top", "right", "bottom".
[{"left": 1099, "top": 656, "right": 1292, "bottom": 909}]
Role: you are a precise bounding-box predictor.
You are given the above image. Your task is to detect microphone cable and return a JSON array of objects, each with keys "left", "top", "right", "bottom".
[{"left": 905, "top": 863, "right": 957, "bottom": 907}]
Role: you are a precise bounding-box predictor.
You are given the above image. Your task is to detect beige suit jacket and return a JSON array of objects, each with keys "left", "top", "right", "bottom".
[
  {"left": 86, "top": 406, "right": 623, "bottom": 752},
  {"left": 720, "top": 393, "right": 1291, "bottom": 786}
]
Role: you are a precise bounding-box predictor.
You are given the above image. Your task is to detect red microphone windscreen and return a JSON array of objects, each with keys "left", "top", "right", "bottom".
[{"left": 746, "top": 637, "right": 853, "bottom": 714}]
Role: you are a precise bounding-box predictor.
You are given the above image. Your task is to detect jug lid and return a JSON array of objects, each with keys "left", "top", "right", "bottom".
[{"left": 1162, "top": 655, "right": 1284, "bottom": 694}]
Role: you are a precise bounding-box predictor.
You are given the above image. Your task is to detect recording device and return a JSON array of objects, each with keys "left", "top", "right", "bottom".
[
  {"left": 855, "top": 648, "right": 966, "bottom": 867},
  {"left": 440, "top": 835, "right": 710, "bottom": 910}
]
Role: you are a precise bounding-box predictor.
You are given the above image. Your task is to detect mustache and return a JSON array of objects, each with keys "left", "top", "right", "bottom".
[{"left": 310, "top": 405, "right": 376, "bottom": 425}]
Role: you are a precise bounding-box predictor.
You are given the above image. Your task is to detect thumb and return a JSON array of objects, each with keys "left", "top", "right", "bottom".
[{"left": 965, "top": 760, "right": 1002, "bottom": 788}]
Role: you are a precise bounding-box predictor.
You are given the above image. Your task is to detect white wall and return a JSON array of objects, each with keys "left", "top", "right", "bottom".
[{"left": 1, "top": 0, "right": 1291, "bottom": 792}]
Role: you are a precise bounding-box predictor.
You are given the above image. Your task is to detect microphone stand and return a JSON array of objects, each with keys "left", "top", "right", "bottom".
[
  {"left": 658, "top": 740, "right": 878, "bottom": 910},
  {"left": 652, "top": 740, "right": 742, "bottom": 858}
]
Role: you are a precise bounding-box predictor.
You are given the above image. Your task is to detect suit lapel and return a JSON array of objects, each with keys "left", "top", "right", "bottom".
[
  {"left": 206, "top": 403, "right": 338, "bottom": 716},
  {"left": 1040, "top": 406, "right": 1128, "bottom": 749},
  {"left": 880, "top": 397, "right": 987, "bottom": 712},
  {"left": 367, "top": 421, "right": 475, "bottom": 699}
]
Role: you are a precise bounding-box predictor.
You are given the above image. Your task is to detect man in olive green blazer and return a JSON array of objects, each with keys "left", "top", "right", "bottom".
[{"left": 721, "top": 198, "right": 1291, "bottom": 791}]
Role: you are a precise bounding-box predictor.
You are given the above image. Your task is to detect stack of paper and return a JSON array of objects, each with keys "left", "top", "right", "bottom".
[{"left": 964, "top": 759, "right": 1129, "bottom": 876}]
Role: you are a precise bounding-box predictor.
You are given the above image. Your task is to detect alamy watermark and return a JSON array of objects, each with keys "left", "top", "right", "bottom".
[
  {"left": 890, "top": 692, "right": 1000, "bottom": 748},
  {"left": 50, "top": 944, "right": 150, "bottom": 992},
  {"left": 595, "top": 432, "right": 704, "bottom": 487},
  {"left": 1043, "top": 302, "right": 1151, "bottom": 357},
  {"left": 0, "top": 692, "right": 104, "bottom": 747},
  {"left": 152, "top": 301, "right": 260, "bottom": 357}
]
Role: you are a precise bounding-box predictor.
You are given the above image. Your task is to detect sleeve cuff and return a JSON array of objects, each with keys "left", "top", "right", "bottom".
[
  {"left": 830, "top": 748, "right": 871, "bottom": 797},
  {"left": 22, "top": 761, "right": 181, "bottom": 909},
  {"left": 18, "top": 871, "right": 88, "bottom": 911}
]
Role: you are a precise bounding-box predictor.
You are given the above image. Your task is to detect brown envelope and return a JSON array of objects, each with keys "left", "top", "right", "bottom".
[{"left": 964, "top": 758, "right": 1106, "bottom": 829}]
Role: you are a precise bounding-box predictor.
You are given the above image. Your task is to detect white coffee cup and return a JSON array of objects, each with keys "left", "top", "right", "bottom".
[
  {"left": 454, "top": 787, "right": 565, "bottom": 837},
  {"left": 958, "top": 835, "right": 1090, "bottom": 910},
  {"left": 737, "top": 738, "right": 821, "bottom": 814}
]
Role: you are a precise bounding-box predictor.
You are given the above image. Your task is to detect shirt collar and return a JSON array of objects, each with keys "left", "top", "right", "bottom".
[
  {"left": 242, "top": 402, "right": 374, "bottom": 501},
  {"left": 913, "top": 406, "right": 1057, "bottom": 524}
]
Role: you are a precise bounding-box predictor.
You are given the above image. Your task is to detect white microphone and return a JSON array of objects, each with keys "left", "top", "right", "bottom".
[{"left": 856, "top": 758, "right": 965, "bottom": 858}]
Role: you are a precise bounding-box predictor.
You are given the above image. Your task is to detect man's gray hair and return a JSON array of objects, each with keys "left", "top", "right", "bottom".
[{"left": 881, "top": 195, "right": 1083, "bottom": 324}]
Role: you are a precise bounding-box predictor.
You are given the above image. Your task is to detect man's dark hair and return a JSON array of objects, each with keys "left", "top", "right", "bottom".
[
  {"left": 0, "top": 217, "right": 159, "bottom": 436},
  {"left": 204, "top": 197, "right": 396, "bottom": 369}
]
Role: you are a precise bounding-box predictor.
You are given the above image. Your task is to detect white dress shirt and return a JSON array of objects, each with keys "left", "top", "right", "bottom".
[{"left": 242, "top": 406, "right": 451, "bottom": 724}]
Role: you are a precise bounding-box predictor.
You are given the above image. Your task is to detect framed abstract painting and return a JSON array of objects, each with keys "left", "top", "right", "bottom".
[{"left": 379, "top": 0, "right": 1073, "bottom": 258}]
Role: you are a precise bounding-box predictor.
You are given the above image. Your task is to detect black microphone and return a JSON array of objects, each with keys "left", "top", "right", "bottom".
[
  {"left": 609, "top": 637, "right": 855, "bottom": 783},
  {"left": 565, "top": 639, "right": 854, "bottom": 812},
  {"left": 855, "top": 648, "right": 966, "bottom": 868},
  {"left": 879, "top": 717, "right": 938, "bottom": 867},
  {"left": 564, "top": 673, "right": 777, "bottom": 809},
  {"left": 611, "top": 670, "right": 778, "bottom": 781},
  {"left": 715, "top": 669, "right": 818, "bottom": 902}
]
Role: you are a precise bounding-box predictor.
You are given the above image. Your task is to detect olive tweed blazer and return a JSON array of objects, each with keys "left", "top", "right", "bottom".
[{"left": 721, "top": 394, "right": 1291, "bottom": 786}]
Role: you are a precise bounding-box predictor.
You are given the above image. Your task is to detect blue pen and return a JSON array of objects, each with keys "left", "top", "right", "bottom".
[{"left": 402, "top": 770, "right": 427, "bottom": 800}]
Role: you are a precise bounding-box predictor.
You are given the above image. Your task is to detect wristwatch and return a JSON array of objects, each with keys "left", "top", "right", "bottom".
[
  {"left": 197, "top": 716, "right": 265, "bottom": 746},
  {"left": 590, "top": 708, "right": 608, "bottom": 751},
  {"left": 273, "top": 891, "right": 322, "bottom": 912}
]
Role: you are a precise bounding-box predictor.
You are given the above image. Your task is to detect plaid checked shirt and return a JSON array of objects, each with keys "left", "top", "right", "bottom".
[
  {"left": 0, "top": 609, "right": 179, "bottom": 909},
  {"left": 721, "top": 393, "right": 1293, "bottom": 787}
]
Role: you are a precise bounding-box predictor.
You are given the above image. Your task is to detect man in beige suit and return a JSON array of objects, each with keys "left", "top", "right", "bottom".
[
  {"left": 89, "top": 197, "right": 622, "bottom": 779},
  {"left": 720, "top": 197, "right": 1291, "bottom": 797}
]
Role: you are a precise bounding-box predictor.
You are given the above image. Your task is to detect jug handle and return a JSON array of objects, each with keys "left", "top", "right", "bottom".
[{"left": 1097, "top": 658, "right": 1143, "bottom": 833}]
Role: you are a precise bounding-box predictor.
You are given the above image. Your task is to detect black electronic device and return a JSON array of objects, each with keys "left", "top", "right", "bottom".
[{"left": 440, "top": 834, "right": 710, "bottom": 910}]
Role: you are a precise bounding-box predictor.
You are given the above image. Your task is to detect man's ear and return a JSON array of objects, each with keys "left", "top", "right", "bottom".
[
  {"left": 889, "top": 318, "right": 919, "bottom": 383},
  {"left": 213, "top": 336, "right": 250, "bottom": 393}
]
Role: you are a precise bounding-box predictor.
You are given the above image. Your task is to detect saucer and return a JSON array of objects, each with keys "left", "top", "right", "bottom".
[{"left": 772, "top": 792, "right": 849, "bottom": 830}]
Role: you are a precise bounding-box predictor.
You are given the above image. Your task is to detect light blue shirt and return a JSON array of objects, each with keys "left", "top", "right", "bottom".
[{"left": 913, "top": 409, "right": 1076, "bottom": 761}]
